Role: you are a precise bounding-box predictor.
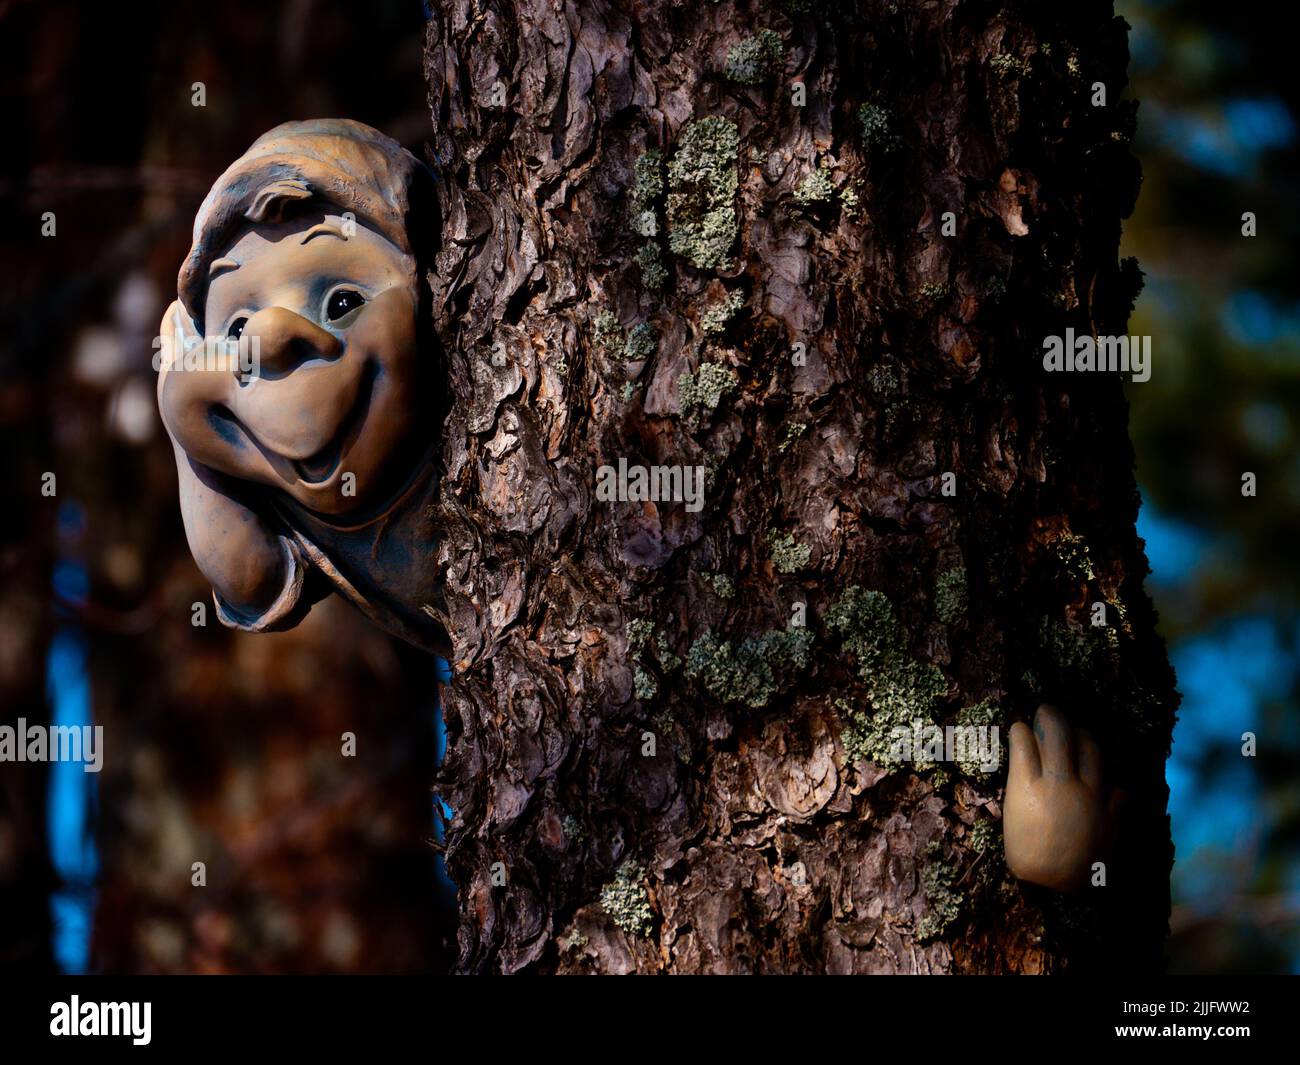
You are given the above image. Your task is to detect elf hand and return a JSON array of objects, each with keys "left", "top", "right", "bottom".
[{"left": 1004, "top": 704, "right": 1121, "bottom": 891}]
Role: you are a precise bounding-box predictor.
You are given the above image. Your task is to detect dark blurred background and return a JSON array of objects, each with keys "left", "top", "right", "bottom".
[
  {"left": 0, "top": 0, "right": 455, "bottom": 973},
  {"left": 1116, "top": 0, "right": 1300, "bottom": 972},
  {"left": 0, "top": 0, "right": 1296, "bottom": 973}
]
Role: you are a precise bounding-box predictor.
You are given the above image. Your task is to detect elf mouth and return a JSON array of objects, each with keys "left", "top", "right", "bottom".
[
  {"left": 293, "top": 440, "right": 344, "bottom": 484},
  {"left": 291, "top": 368, "right": 374, "bottom": 485}
]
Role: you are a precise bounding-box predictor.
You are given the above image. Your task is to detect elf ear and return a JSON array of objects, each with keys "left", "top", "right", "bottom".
[{"left": 157, "top": 300, "right": 316, "bottom": 631}]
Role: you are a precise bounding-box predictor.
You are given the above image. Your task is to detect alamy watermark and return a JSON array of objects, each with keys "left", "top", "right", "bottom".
[
  {"left": 50, "top": 996, "right": 150, "bottom": 1045},
  {"left": 152, "top": 326, "right": 261, "bottom": 378},
  {"left": 595, "top": 458, "right": 705, "bottom": 513},
  {"left": 1042, "top": 328, "right": 1151, "bottom": 383},
  {"left": 0, "top": 719, "right": 103, "bottom": 773},
  {"left": 889, "top": 723, "right": 1001, "bottom": 773}
]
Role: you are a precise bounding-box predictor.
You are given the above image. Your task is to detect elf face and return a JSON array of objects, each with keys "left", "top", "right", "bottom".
[{"left": 159, "top": 211, "right": 426, "bottom": 518}]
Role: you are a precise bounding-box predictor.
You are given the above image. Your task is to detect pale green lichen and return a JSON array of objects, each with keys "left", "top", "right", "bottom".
[
  {"left": 778, "top": 421, "right": 807, "bottom": 452},
  {"left": 1037, "top": 615, "right": 1102, "bottom": 674},
  {"left": 827, "top": 587, "right": 946, "bottom": 770},
  {"left": 968, "top": 819, "right": 1004, "bottom": 891},
  {"left": 868, "top": 364, "right": 899, "bottom": 395},
  {"left": 700, "top": 290, "right": 746, "bottom": 335},
  {"left": 562, "top": 813, "right": 586, "bottom": 843},
  {"left": 955, "top": 697, "right": 1003, "bottom": 777},
  {"left": 836, "top": 697, "right": 873, "bottom": 765},
  {"left": 667, "top": 117, "right": 740, "bottom": 270},
  {"left": 725, "top": 29, "right": 784, "bottom": 85},
  {"left": 627, "top": 617, "right": 655, "bottom": 652},
  {"left": 920, "top": 281, "right": 950, "bottom": 303},
  {"left": 1106, "top": 594, "right": 1129, "bottom": 627},
  {"left": 685, "top": 626, "right": 814, "bottom": 709},
  {"left": 678, "top": 362, "right": 737, "bottom": 417},
  {"left": 825, "top": 587, "right": 901, "bottom": 673},
  {"left": 632, "top": 148, "right": 664, "bottom": 210},
  {"left": 990, "top": 53, "right": 1031, "bottom": 79},
  {"left": 857, "top": 103, "right": 899, "bottom": 154},
  {"left": 935, "top": 567, "right": 968, "bottom": 625},
  {"left": 834, "top": 676, "right": 944, "bottom": 771},
  {"left": 636, "top": 242, "right": 668, "bottom": 288},
  {"left": 916, "top": 842, "right": 962, "bottom": 942},
  {"left": 794, "top": 164, "right": 835, "bottom": 206},
  {"left": 1034, "top": 613, "right": 1157, "bottom": 735},
  {"left": 838, "top": 180, "right": 863, "bottom": 218},
  {"left": 620, "top": 381, "right": 637, "bottom": 403},
  {"left": 710, "top": 573, "right": 736, "bottom": 600},
  {"left": 767, "top": 529, "right": 811, "bottom": 573},
  {"left": 628, "top": 619, "right": 680, "bottom": 689},
  {"left": 592, "top": 310, "right": 622, "bottom": 352},
  {"left": 1053, "top": 532, "right": 1095, "bottom": 581},
  {"left": 631, "top": 150, "right": 668, "bottom": 288},
  {"left": 655, "top": 633, "right": 682, "bottom": 673},
  {"left": 634, "top": 665, "right": 658, "bottom": 701},
  {"left": 600, "top": 860, "right": 654, "bottom": 937},
  {"left": 624, "top": 322, "right": 658, "bottom": 361},
  {"left": 969, "top": 818, "right": 1000, "bottom": 856}
]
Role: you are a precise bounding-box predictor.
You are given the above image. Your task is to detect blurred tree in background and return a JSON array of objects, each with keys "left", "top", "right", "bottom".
[
  {"left": 1, "top": 0, "right": 454, "bottom": 973},
  {"left": 1119, "top": 0, "right": 1300, "bottom": 972}
]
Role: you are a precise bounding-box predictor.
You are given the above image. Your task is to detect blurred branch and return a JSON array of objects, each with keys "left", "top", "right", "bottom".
[
  {"left": 0, "top": 165, "right": 212, "bottom": 201},
  {"left": 1170, "top": 893, "right": 1300, "bottom": 932}
]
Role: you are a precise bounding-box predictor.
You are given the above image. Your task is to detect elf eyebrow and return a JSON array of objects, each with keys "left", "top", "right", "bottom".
[
  {"left": 208, "top": 257, "right": 240, "bottom": 278},
  {"left": 300, "top": 223, "right": 349, "bottom": 245}
]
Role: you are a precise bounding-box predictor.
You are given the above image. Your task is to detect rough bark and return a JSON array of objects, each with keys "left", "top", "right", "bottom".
[{"left": 421, "top": 0, "right": 1176, "bottom": 974}]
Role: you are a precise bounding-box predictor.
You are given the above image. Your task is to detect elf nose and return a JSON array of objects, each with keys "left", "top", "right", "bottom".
[{"left": 242, "top": 306, "right": 342, "bottom": 379}]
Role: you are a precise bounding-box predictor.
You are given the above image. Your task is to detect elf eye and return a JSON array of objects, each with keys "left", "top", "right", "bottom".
[
  {"left": 325, "top": 288, "right": 366, "bottom": 322},
  {"left": 227, "top": 316, "right": 248, "bottom": 340}
]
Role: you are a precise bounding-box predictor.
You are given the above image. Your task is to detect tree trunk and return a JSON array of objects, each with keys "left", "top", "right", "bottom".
[{"left": 422, "top": 0, "right": 1176, "bottom": 974}]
